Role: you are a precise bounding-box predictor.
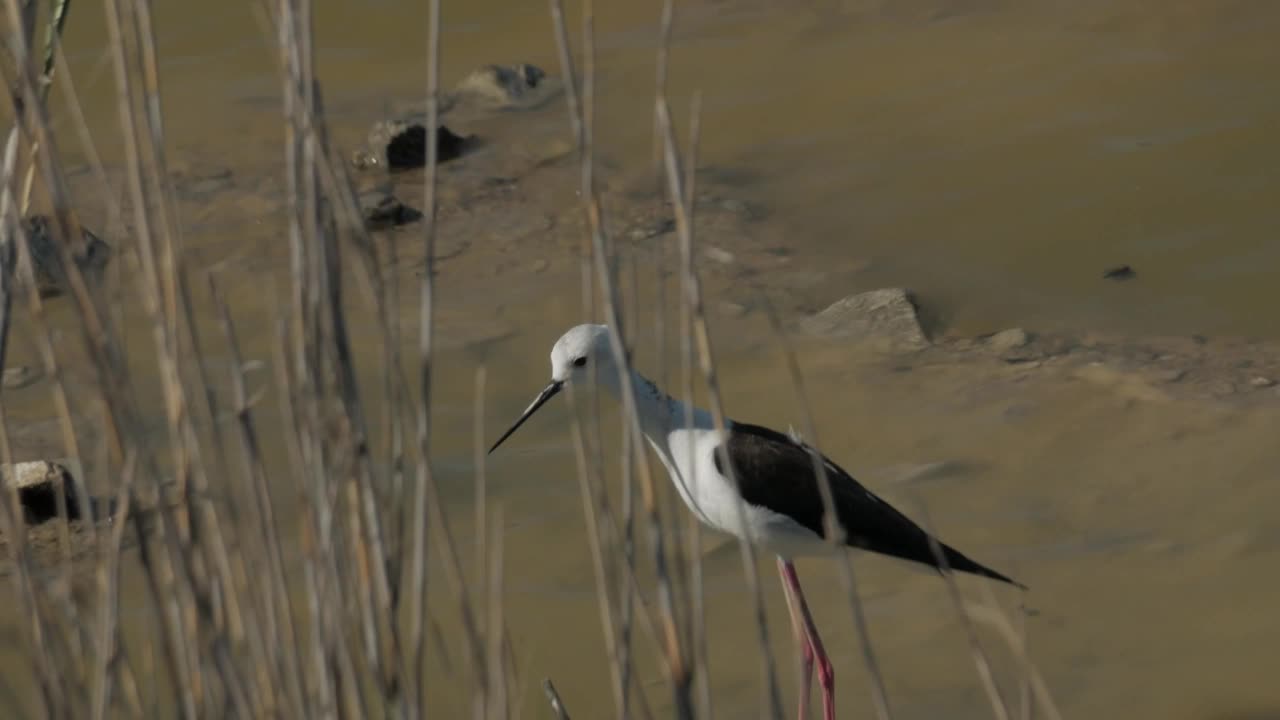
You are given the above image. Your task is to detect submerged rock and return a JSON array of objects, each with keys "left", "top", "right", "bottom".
[
  {"left": 358, "top": 189, "right": 424, "bottom": 230},
  {"left": 454, "top": 63, "right": 547, "bottom": 108},
  {"left": 9, "top": 215, "right": 112, "bottom": 297},
  {"left": 800, "top": 288, "right": 929, "bottom": 350},
  {"left": 1103, "top": 265, "right": 1136, "bottom": 281}
]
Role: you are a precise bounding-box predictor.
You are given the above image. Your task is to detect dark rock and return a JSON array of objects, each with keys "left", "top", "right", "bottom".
[
  {"left": 353, "top": 62, "right": 555, "bottom": 171},
  {"left": 1, "top": 460, "right": 82, "bottom": 524},
  {"left": 1103, "top": 265, "right": 1136, "bottom": 281},
  {"left": 10, "top": 215, "right": 112, "bottom": 297},
  {"left": 800, "top": 288, "right": 929, "bottom": 350},
  {"left": 354, "top": 122, "right": 474, "bottom": 171},
  {"left": 358, "top": 189, "right": 424, "bottom": 230}
]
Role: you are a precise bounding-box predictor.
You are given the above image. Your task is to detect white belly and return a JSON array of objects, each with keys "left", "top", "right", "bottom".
[{"left": 649, "top": 428, "right": 826, "bottom": 559}]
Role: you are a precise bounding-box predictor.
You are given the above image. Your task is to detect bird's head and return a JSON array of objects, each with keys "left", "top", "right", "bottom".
[
  {"left": 549, "top": 323, "right": 615, "bottom": 384},
  {"left": 489, "top": 324, "right": 619, "bottom": 453}
]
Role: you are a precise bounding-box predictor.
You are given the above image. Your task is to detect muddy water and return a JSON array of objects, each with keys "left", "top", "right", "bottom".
[{"left": 5, "top": 0, "right": 1280, "bottom": 718}]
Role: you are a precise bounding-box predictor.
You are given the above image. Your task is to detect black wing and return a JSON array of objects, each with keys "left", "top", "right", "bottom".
[{"left": 716, "top": 422, "right": 1024, "bottom": 588}]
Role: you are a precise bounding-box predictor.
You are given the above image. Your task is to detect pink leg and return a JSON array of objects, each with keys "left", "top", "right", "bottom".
[
  {"left": 778, "top": 559, "right": 835, "bottom": 720},
  {"left": 779, "top": 556, "right": 815, "bottom": 719}
]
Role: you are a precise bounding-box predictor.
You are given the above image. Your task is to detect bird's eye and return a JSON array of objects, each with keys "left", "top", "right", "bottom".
[{"left": 572, "top": 356, "right": 587, "bottom": 367}]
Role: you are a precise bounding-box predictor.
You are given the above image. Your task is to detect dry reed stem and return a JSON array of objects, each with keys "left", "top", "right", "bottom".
[
  {"left": 49, "top": 42, "right": 127, "bottom": 240},
  {"left": 99, "top": 0, "right": 218, "bottom": 709},
  {"left": 5, "top": 3, "right": 192, "bottom": 717},
  {"left": 617, "top": 256, "right": 639, "bottom": 720},
  {"left": 13, "top": 0, "right": 71, "bottom": 216},
  {"left": 965, "top": 603, "right": 1063, "bottom": 720},
  {"left": 556, "top": 1, "right": 696, "bottom": 715},
  {"left": 408, "top": 0, "right": 443, "bottom": 712},
  {"left": 0, "top": 316, "right": 62, "bottom": 718},
  {"left": 914, "top": 500, "right": 1012, "bottom": 720},
  {"left": 93, "top": 450, "right": 144, "bottom": 720},
  {"left": 270, "top": 314, "right": 345, "bottom": 717},
  {"left": 655, "top": 98, "right": 784, "bottom": 719},
  {"left": 127, "top": 5, "right": 255, "bottom": 685},
  {"left": 485, "top": 504, "right": 508, "bottom": 720},
  {"left": 757, "top": 303, "right": 894, "bottom": 720},
  {"left": 566, "top": 381, "right": 630, "bottom": 713},
  {"left": 674, "top": 89, "right": 714, "bottom": 720},
  {"left": 972, "top": 580, "right": 1047, "bottom": 720},
  {"left": 4, "top": 0, "right": 102, "bottom": 559},
  {"left": 474, "top": 365, "right": 489, "bottom": 615},
  {"left": 1016, "top": 602, "right": 1031, "bottom": 720},
  {"left": 209, "top": 275, "right": 309, "bottom": 715}
]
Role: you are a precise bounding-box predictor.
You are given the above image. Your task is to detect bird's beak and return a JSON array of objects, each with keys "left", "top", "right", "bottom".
[{"left": 488, "top": 380, "right": 564, "bottom": 454}]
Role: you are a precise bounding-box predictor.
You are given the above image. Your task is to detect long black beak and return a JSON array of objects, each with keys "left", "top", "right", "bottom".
[{"left": 488, "top": 380, "right": 564, "bottom": 454}]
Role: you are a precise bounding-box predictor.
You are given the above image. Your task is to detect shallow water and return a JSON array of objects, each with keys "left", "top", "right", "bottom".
[
  {"left": 4, "top": 0, "right": 1280, "bottom": 717},
  {"left": 45, "top": 0, "right": 1280, "bottom": 338}
]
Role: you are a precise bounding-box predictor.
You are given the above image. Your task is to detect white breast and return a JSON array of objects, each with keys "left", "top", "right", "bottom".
[{"left": 648, "top": 427, "right": 825, "bottom": 558}]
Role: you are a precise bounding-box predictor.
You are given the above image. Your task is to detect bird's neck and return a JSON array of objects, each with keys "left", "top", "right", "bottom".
[{"left": 618, "top": 369, "right": 711, "bottom": 441}]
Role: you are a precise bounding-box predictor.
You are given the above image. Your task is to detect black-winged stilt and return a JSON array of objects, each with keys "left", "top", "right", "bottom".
[{"left": 490, "top": 324, "right": 1022, "bottom": 720}]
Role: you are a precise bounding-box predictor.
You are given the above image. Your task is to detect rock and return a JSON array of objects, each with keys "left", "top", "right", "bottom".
[
  {"left": 0, "top": 459, "right": 83, "bottom": 524},
  {"left": 353, "top": 122, "right": 473, "bottom": 171},
  {"left": 1249, "top": 376, "right": 1275, "bottom": 388},
  {"left": 9, "top": 214, "right": 112, "bottom": 297},
  {"left": 358, "top": 189, "right": 423, "bottom": 230},
  {"left": 1, "top": 365, "right": 41, "bottom": 390},
  {"left": 453, "top": 63, "right": 547, "bottom": 108},
  {"left": 353, "top": 62, "right": 556, "bottom": 171},
  {"left": 800, "top": 288, "right": 929, "bottom": 350},
  {"left": 987, "top": 328, "right": 1029, "bottom": 353}
]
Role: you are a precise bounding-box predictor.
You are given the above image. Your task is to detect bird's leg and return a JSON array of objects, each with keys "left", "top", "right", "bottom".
[
  {"left": 779, "top": 559, "right": 835, "bottom": 720},
  {"left": 778, "top": 557, "right": 815, "bottom": 720}
]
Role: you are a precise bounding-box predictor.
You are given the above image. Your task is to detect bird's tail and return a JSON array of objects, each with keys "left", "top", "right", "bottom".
[{"left": 937, "top": 542, "right": 1026, "bottom": 590}]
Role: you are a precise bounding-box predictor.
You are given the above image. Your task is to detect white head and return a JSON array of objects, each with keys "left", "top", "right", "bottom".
[
  {"left": 489, "top": 324, "right": 621, "bottom": 453},
  {"left": 549, "top": 323, "right": 617, "bottom": 384}
]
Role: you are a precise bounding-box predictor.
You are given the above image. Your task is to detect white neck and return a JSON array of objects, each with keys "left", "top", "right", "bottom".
[{"left": 602, "top": 367, "right": 712, "bottom": 441}]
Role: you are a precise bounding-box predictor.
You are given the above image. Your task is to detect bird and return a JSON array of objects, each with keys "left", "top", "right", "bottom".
[{"left": 489, "top": 324, "right": 1023, "bottom": 720}]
